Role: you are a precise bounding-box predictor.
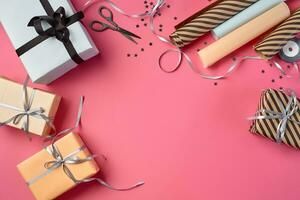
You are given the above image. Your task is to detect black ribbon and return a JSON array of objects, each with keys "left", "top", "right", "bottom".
[{"left": 16, "top": 0, "right": 84, "bottom": 64}]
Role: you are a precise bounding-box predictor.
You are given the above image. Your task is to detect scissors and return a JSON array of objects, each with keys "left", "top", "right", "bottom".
[{"left": 89, "top": 6, "right": 141, "bottom": 44}]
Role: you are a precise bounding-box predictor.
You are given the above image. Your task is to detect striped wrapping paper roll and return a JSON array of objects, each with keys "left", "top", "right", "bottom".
[
  {"left": 255, "top": 8, "right": 300, "bottom": 60},
  {"left": 170, "top": 0, "right": 258, "bottom": 48}
]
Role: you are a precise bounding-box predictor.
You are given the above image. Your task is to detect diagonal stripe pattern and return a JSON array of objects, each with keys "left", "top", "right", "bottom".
[
  {"left": 255, "top": 8, "right": 300, "bottom": 60},
  {"left": 250, "top": 89, "right": 300, "bottom": 149},
  {"left": 170, "top": 0, "right": 258, "bottom": 48}
]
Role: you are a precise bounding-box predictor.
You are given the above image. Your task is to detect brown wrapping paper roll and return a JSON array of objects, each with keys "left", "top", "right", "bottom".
[
  {"left": 255, "top": 8, "right": 300, "bottom": 60},
  {"left": 170, "top": 0, "right": 258, "bottom": 48},
  {"left": 198, "top": 3, "right": 290, "bottom": 68}
]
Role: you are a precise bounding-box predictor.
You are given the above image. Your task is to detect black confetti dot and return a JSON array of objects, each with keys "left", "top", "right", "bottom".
[
  {"left": 232, "top": 57, "right": 236, "bottom": 61},
  {"left": 159, "top": 24, "right": 163, "bottom": 28},
  {"left": 272, "top": 79, "right": 275, "bottom": 83},
  {"left": 214, "top": 82, "right": 218, "bottom": 86},
  {"left": 287, "top": 65, "right": 291, "bottom": 68},
  {"left": 174, "top": 17, "right": 177, "bottom": 20},
  {"left": 279, "top": 75, "right": 283, "bottom": 79},
  {"left": 149, "top": 42, "right": 153, "bottom": 46},
  {"left": 127, "top": 54, "right": 131, "bottom": 57},
  {"left": 134, "top": 54, "right": 138, "bottom": 57},
  {"left": 159, "top": 29, "right": 163, "bottom": 32},
  {"left": 144, "top": 23, "right": 147, "bottom": 26},
  {"left": 261, "top": 70, "right": 265, "bottom": 73},
  {"left": 141, "top": 18, "right": 145, "bottom": 22},
  {"left": 197, "top": 49, "right": 200, "bottom": 52},
  {"left": 167, "top": 5, "right": 170, "bottom": 8},
  {"left": 136, "top": 24, "right": 140, "bottom": 28},
  {"left": 141, "top": 48, "right": 144, "bottom": 52}
]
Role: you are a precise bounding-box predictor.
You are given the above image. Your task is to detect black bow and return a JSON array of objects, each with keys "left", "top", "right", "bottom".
[
  {"left": 28, "top": 7, "right": 73, "bottom": 43},
  {"left": 16, "top": 0, "right": 84, "bottom": 64}
]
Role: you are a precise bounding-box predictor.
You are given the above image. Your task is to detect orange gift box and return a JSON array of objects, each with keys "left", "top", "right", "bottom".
[
  {"left": 17, "top": 132, "right": 100, "bottom": 200},
  {"left": 0, "top": 76, "right": 61, "bottom": 136}
]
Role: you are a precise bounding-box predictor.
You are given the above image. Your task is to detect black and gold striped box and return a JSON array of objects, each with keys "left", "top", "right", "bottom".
[{"left": 250, "top": 89, "right": 300, "bottom": 149}]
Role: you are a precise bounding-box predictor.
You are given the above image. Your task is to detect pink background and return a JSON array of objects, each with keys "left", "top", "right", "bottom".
[{"left": 1, "top": 0, "right": 300, "bottom": 199}]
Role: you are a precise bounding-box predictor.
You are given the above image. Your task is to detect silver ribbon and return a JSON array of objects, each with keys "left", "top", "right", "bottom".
[
  {"left": 83, "top": 0, "right": 164, "bottom": 17},
  {"left": 272, "top": 60, "right": 300, "bottom": 78},
  {"left": 41, "top": 96, "right": 144, "bottom": 191},
  {"left": 45, "top": 96, "right": 85, "bottom": 142},
  {"left": 291, "top": 62, "right": 299, "bottom": 78},
  {"left": 27, "top": 145, "right": 91, "bottom": 185},
  {"left": 249, "top": 90, "right": 300, "bottom": 143},
  {"left": 83, "top": 0, "right": 296, "bottom": 79},
  {"left": 0, "top": 76, "right": 54, "bottom": 139},
  {"left": 28, "top": 143, "right": 144, "bottom": 190}
]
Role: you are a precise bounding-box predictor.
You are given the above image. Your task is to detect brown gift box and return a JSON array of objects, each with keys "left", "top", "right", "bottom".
[
  {"left": 0, "top": 76, "right": 61, "bottom": 136},
  {"left": 250, "top": 89, "right": 300, "bottom": 149},
  {"left": 17, "top": 132, "right": 100, "bottom": 200}
]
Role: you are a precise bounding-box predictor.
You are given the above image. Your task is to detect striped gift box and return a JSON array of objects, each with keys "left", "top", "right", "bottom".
[{"left": 250, "top": 89, "right": 300, "bottom": 149}]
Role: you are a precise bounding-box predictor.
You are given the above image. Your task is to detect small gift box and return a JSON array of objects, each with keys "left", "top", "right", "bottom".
[
  {"left": 0, "top": 0, "right": 99, "bottom": 84},
  {"left": 17, "top": 132, "right": 100, "bottom": 200},
  {"left": 0, "top": 76, "right": 61, "bottom": 136},
  {"left": 250, "top": 89, "right": 300, "bottom": 149}
]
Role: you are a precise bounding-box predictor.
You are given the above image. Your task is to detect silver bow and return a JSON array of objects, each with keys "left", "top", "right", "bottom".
[
  {"left": 44, "top": 144, "right": 95, "bottom": 184},
  {"left": 249, "top": 90, "right": 300, "bottom": 143},
  {"left": 26, "top": 144, "right": 92, "bottom": 185},
  {"left": 0, "top": 77, "right": 54, "bottom": 138}
]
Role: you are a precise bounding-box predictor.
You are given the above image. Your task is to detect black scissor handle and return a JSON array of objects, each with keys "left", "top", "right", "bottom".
[
  {"left": 89, "top": 21, "right": 110, "bottom": 32},
  {"left": 99, "top": 6, "right": 114, "bottom": 22}
]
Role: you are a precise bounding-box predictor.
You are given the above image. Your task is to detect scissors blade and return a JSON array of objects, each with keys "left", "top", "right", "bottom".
[
  {"left": 121, "top": 32, "right": 139, "bottom": 44},
  {"left": 119, "top": 27, "right": 141, "bottom": 39}
]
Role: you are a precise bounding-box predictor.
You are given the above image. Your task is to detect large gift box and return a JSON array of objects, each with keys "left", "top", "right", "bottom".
[
  {"left": 250, "top": 89, "right": 300, "bottom": 149},
  {"left": 0, "top": 0, "right": 99, "bottom": 84},
  {"left": 0, "top": 76, "right": 61, "bottom": 136},
  {"left": 17, "top": 132, "right": 100, "bottom": 200}
]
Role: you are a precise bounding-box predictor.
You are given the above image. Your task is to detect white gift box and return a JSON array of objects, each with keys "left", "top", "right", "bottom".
[{"left": 0, "top": 0, "right": 99, "bottom": 84}]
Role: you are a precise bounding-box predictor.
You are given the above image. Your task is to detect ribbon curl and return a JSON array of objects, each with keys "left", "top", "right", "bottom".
[
  {"left": 0, "top": 76, "right": 55, "bottom": 139},
  {"left": 249, "top": 90, "right": 300, "bottom": 143}
]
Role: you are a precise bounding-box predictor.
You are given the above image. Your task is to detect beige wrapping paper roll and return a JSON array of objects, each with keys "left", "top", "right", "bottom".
[{"left": 198, "top": 3, "right": 290, "bottom": 68}]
